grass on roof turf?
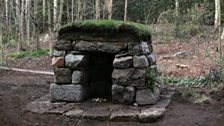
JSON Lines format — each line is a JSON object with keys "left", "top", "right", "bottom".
{"left": 59, "top": 20, "right": 151, "bottom": 38}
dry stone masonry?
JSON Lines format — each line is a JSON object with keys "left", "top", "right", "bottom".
{"left": 51, "top": 20, "right": 162, "bottom": 105}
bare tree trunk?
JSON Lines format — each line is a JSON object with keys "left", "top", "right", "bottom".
{"left": 72, "top": 0, "right": 74, "bottom": 22}
{"left": 95, "top": 0, "right": 100, "bottom": 19}
{"left": 0, "top": 11, "right": 4, "bottom": 61}
{"left": 47, "top": 0, "right": 53, "bottom": 55}
{"left": 58, "top": 0, "right": 64, "bottom": 28}
{"left": 124, "top": 0, "right": 128, "bottom": 21}
{"left": 43, "top": 0, "right": 46, "bottom": 29}
{"left": 215, "top": 0, "right": 221, "bottom": 30}
{"left": 53, "top": 0, "right": 58, "bottom": 31}
{"left": 16, "top": 0, "right": 23, "bottom": 51}
{"left": 175, "top": 0, "right": 179, "bottom": 17}
{"left": 0, "top": 13, "right": 3, "bottom": 61}
{"left": 47, "top": 1, "right": 52, "bottom": 33}
{"left": 5, "top": 0, "right": 8, "bottom": 24}
{"left": 76, "top": 0, "right": 82, "bottom": 21}
{"left": 25, "top": 0, "right": 31, "bottom": 47}
{"left": 66, "top": 0, "right": 70, "bottom": 23}
{"left": 33, "top": 0, "right": 40, "bottom": 50}
{"left": 82, "top": 0, "right": 86, "bottom": 20}
{"left": 21, "top": 0, "right": 25, "bottom": 47}
{"left": 108, "top": 0, "right": 113, "bottom": 20}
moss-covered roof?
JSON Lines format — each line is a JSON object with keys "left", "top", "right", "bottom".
{"left": 58, "top": 20, "right": 151, "bottom": 42}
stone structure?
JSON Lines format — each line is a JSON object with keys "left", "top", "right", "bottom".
{"left": 51, "top": 20, "right": 162, "bottom": 105}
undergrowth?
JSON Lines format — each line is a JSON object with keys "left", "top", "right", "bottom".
{"left": 8, "top": 49, "right": 49, "bottom": 59}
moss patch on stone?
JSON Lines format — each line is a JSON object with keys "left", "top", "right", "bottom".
{"left": 59, "top": 20, "right": 151, "bottom": 42}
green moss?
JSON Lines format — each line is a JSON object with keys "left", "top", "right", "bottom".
{"left": 59, "top": 20, "right": 151, "bottom": 41}
{"left": 8, "top": 49, "right": 49, "bottom": 59}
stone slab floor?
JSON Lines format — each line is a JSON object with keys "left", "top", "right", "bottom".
{"left": 25, "top": 87, "right": 175, "bottom": 123}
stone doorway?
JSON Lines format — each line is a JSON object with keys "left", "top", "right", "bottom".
{"left": 89, "top": 52, "right": 115, "bottom": 98}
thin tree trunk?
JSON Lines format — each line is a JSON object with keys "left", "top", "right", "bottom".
{"left": 47, "top": 1, "right": 52, "bottom": 33}
{"left": 5, "top": 0, "right": 8, "bottom": 24}
{"left": 53, "top": 0, "right": 58, "bottom": 31}
{"left": 43, "top": 0, "right": 46, "bottom": 29}
{"left": 47, "top": 0, "right": 53, "bottom": 55}
{"left": 108, "top": 0, "right": 113, "bottom": 20}
{"left": 124, "top": 0, "right": 128, "bottom": 21}
{"left": 72, "top": 0, "right": 74, "bottom": 22}
{"left": 25, "top": 0, "right": 31, "bottom": 47}
{"left": 58, "top": 0, "right": 64, "bottom": 28}
{"left": 175, "top": 0, "right": 179, "bottom": 17}
{"left": 33, "top": 0, "right": 40, "bottom": 50}
{"left": 95, "top": 0, "right": 100, "bottom": 19}
{"left": 82, "top": 0, "right": 86, "bottom": 20}
{"left": 76, "top": 0, "right": 82, "bottom": 21}
{"left": 0, "top": 14, "right": 3, "bottom": 61}
{"left": 16, "top": 0, "right": 23, "bottom": 51}
{"left": 215, "top": 0, "right": 221, "bottom": 30}
{"left": 21, "top": 0, "right": 25, "bottom": 48}
{"left": 66, "top": 0, "right": 70, "bottom": 23}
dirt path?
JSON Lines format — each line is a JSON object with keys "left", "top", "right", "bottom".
{"left": 0, "top": 70, "right": 223, "bottom": 126}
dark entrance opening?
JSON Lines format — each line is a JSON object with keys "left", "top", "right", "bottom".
{"left": 89, "top": 52, "right": 115, "bottom": 99}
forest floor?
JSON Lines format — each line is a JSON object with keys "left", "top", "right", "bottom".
{"left": 0, "top": 35, "right": 224, "bottom": 126}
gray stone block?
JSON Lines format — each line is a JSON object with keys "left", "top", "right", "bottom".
{"left": 138, "top": 108, "right": 165, "bottom": 122}
{"left": 52, "top": 50, "right": 65, "bottom": 56}
{"left": 136, "top": 87, "right": 160, "bottom": 105}
{"left": 112, "top": 85, "right": 135, "bottom": 104}
{"left": 146, "top": 52, "right": 157, "bottom": 65}
{"left": 140, "top": 42, "right": 151, "bottom": 54}
{"left": 112, "top": 85, "right": 124, "bottom": 103}
{"left": 54, "top": 68, "right": 72, "bottom": 84}
{"left": 128, "top": 42, "right": 152, "bottom": 55}
{"left": 128, "top": 43, "right": 142, "bottom": 55}
{"left": 50, "top": 83, "right": 90, "bottom": 102}
{"left": 74, "top": 40, "right": 127, "bottom": 53}
{"left": 133, "top": 55, "right": 149, "bottom": 68}
{"left": 110, "top": 109, "right": 139, "bottom": 122}
{"left": 72, "top": 70, "right": 89, "bottom": 84}
{"left": 112, "top": 68, "right": 145, "bottom": 87}
{"left": 65, "top": 54, "right": 89, "bottom": 69}
{"left": 113, "top": 56, "right": 133, "bottom": 68}
{"left": 54, "top": 39, "right": 73, "bottom": 51}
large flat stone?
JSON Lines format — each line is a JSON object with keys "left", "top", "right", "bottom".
{"left": 133, "top": 55, "right": 149, "bottom": 68}
{"left": 25, "top": 101, "right": 53, "bottom": 114}
{"left": 82, "top": 107, "right": 110, "bottom": 120}
{"left": 54, "top": 68, "right": 72, "bottom": 84}
{"left": 112, "top": 68, "right": 145, "bottom": 87}
{"left": 136, "top": 87, "right": 160, "bottom": 105}
{"left": 54, "top": 39, "right": 73, "bottom": 51}
{"left": 138, "top": 108, "right": 165, "bottom": 122}
{"left": 65, "top": 108, "right": 84, "bottom": 118}
{"left": 50, "top": 84, "right": 90, "bottom": 102}
{"left": 73, "top": 40, "right": 127, "bottom": 53}
{"left": 110, "top": 109, "right": 139, "bottom": 122}
{"left": 113, "top": 56, "right": 133, "bottom": 68}
{"left": 47, "top": 103, "right": 76, "bottom": 114}
{"left": 65, "top": 54, "right": 89, "bottom": 69}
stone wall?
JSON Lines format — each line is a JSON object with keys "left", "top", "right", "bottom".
{"left": 51, "top": 20, "right": 162, "bottom": 105}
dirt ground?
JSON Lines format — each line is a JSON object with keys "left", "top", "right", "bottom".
{"left": 0, "top": 70, "right": 223, "bottom": 126}
{"left": 1, "top": 38, "right": 224, "bottom": 126}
